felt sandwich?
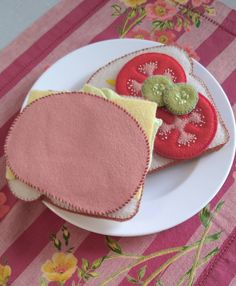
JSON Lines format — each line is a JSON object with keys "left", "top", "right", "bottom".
{"left": 5, "top": 88, "right": 161, "bottom": 220}
{"left": 87, "top": 45, "right": 229, "bottom": 172}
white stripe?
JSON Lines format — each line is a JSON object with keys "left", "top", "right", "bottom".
{"left": 0, "top": 201, "right": 45, "bottom": 256}
{"left": 207, "top": 39, "right": 236, "bottom": 83}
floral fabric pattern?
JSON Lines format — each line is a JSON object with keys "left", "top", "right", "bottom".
{"left": 0, "top": 264, "right": 11, "bottom": 286}
{"left": 37, "top": 203, "right": 225, "bottom": 285}
{"left": 41, "top": 253, "right": 77, "bottom": 283}
{"left": 0, "top": 1, "right": 235, "bottom": 285}
{"left": 112, "top": 0, "right": 216, "bottom": 59}
{"left": 145, "top": 1, "right": 177, "bottom": 20}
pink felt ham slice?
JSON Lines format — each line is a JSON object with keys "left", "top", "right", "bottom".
{"left": 5, "top": 92, "right": 150, "bottom": 215}
{"left": 116, "top": 53, "right": 187, "bottom": 97}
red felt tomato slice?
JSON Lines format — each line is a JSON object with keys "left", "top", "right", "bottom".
{"left": 155, "top": 94, "right": 217, "bottom": 159}
{"left": 116, "top": 53, "right": 187, "bottom": 96}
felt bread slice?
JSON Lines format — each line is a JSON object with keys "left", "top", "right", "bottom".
{"left": 88, "top": 45, "right": 191, "bottom": 90}
{"left": 6, "top": 89, "right": 160, "bottom": 220}
{"left": 5, "top": 92, "right": 151, "bottom": 216}
{"left": 87, "top": 45, "right": 229, "bottom": 172}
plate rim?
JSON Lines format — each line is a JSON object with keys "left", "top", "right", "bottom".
{"left": 24, "top": 39, "right": 236, "bottom": 236}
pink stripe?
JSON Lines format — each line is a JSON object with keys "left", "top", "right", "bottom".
{"left": 87, "top": 235, "right": 157, "bottom": 286}
{"left": 0, "top": 156, "right": 6, "bottom": 190}
{"left": 0, "top": 0, "right": 116, "bottom": 130}
{"left": 221, "top": 69, "right": 236, "bottom": 105}
{"left": 1, "top": 209, "right": 64, "bottom": 283}
{"left": 1, "top": 185, "right": 17, "bottom": 211}
{"left": 64, "top": 232, "right": 114, "bottom": 284}
{"left": 119, "top": 218, "right": 200, "bottom": 286}
{"left": 14, "top": 224, "right": 89, "bottom": 286}
{"left": 0, "top": 0, "right": 83, "bottom": 72}
{"left": 73, "top": 233, "right": 109, "bottom": 266}
{"left": 177, "top": 1, "right": 230, "bottom": 49}
{"left": 0, "top": 0, "right": 109, "bottom": 100}
{"left": 119, "top": 158, "right": 236, "bottom": 285}
{"left": 91, "top": 12, "right": 128, "bottom": 43}
{"left": 0, "top": 201, "right": 45, "bottom": 256}
{"left": 196, "top": 10, "right": 236, "bottom": 67}
{"left": 207, "top": 39, "right": 236, "bottom": 83}
{"left": 161, "top": 163, "right": 236, "bottom": 284}
{"left": 196, "top": 227, "right": 236, "bottom": 286}
{"left": 0, "top": 112, "right": 17, "bottom": 157}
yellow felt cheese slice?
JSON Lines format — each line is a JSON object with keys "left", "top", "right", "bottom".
{"left": 6, "top": 166, "right": 15, "bottom": 180}
{"left": 27, "top": 90, "right": 60, "bottom": 105}
{"left": 82, "top": 84, "right": 160, "bottom": 147}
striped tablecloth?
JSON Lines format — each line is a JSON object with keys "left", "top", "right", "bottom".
{"left": 0, "top": 1, "right": 235, "bottom": 285}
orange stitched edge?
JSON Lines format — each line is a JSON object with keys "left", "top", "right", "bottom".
{"left": 87, "top": 44, "right": 193, "bottom": 83}
{"left": 5, "top": 91, "right": 151, "bottom": 216}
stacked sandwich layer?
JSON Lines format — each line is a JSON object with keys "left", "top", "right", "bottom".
{"left": 88, "top": 45, "right": 229, "bottom": 172}
{"left": 4, "top": 45, "right": 229, "bottom": 221}
{"left": 5, "top": 88, "right": 161, "bottom": 221}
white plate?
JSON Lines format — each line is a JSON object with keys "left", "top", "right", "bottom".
{"left": 25, "top": 39, "right": 235, "bottom": 237}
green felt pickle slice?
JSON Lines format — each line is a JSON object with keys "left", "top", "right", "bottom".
{"left": 163, "top": 83, "right": 198, "bottom": 115}
{"left": 141, "top": 76, "right": 174, "bottom": 107}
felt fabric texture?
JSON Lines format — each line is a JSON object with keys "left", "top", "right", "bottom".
{"left": 162, "top": 83, "right": 199, "bottom": 115}
{"left": 27, "top": 89, "right": 60, "bottom": 105}
{"left": 83, "top": 85, "right": 159, "bottom": 146}
{"left": 8, "top": 180, "right": 40, "bottom": 201}
{"left": 116, "top": 53, "right": 187, "bottom": 97}
{"left": 80, "top": 87, "right": 162, "bottom": 220}
{"left": 155, "top": 94, "right": 217, "bottom": 159}
{"left": 6, "top": 166, "right": 15, "bottom": 180}
{"left": 5, "top": 92, "right": 150, "bottom": 215}
{"left": 79, "top": 86, "right": 161, "bottom": 220}
{"left": 87, "top": 45, "right": 229, "bottom": 172}
{"left": 88, "top": 45, "right": 192, "bottom": 89}
{"left": 6, "top": 87, "right": 160, "bottom": 220}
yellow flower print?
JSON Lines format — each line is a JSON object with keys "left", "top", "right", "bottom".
{"left": 120, "top": 0, "right": 147, "bottom": 8}
{"left": 0, "top": 264, "right": 11, "bottom": 286}
{"left": 41, "top": 252, "right": 77, "bottom": 284}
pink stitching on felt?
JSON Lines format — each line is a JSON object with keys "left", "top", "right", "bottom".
{"left": 159, "top": 108, "right": 205, "bottom": 147}
{"left": 137, "top": 61, "right": 158, "bottom": 76}
{"left": 163, "top": 68, "right": 177, "bottom": 83}
{"left": 5, "top": 92, "right": 151, "bottom": 216}
{"left": 127, "top": 79, "right": 142, "bottom": 96}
